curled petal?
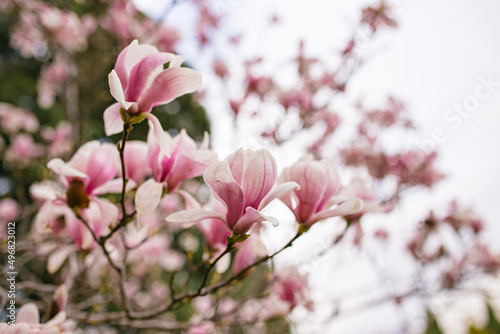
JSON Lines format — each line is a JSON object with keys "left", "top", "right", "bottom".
{"left": 135, "top": 179, "right": 163, "bottom": 218}
{"left": 126, "top": 53, "right": 180, "bottom": 102}
{"left": 306, "top": 198, "right": 364, "bottom": 227}
{"left": 232, "top": 207, "right": 279, "bottom": 235}
{"left": 48, "top": 158, "right": 88, "bottom": 179}
{"left": 103, "top": 103, "right": 124, "bottom": 136}
{"left": 109, "top": 70, "right": 133, "bottom": 110}
{"left": 166, "top": 209, "right": 227, "bottom": 226}
{"left": 167, "top": 149, "right": 218, "bottom": 190}
{"left": 204, "top": 161, "right": 245, "bottom": 227}
{"left": 45, "top": 311, "right": 67, "bottom": 327}
{"left": 258, "top": 181, "right": 300, "bottom": 211}
{"left": 138, "top": 67, "right": 202, "bottom": 113}
{"left": 146, "top": 113, "right": 171, "bottom": 157}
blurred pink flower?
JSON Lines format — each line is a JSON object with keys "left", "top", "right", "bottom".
{"left": 147, "top": 129, "right": 217, "bottom": 191}
{"left": 167, "top": 148, "right": 299, "bottom": 235}
{"left": 0, "top": 198, "right": 20, "bottom": 223}
{"left": 0, "top": 198, "right": 20, "bottom": 240}
{"left": 41, "top": 121, "right": 72, "bottom": 158}
{"left": 0, "top": 103, "right": 39, "bottom": 134}
{"left": 37, "top": 57, "right": 70, "bottom": 109}
{"left": 278, "top": 155, "right": 363, "bottom": 227}
{"left": 233, "top": 233, "right": 267, "bottom": 274}
{"left": 34, "top": 141, "right": 129, "bottom": 249}
{"left": 104, "top": 40, "right": 202, "bottom": 157}
{"left": 271, "top": 267, "right": 313, "bottom": 312}
{"left": 5, "top": 134, "right": 44, "bottom": 162}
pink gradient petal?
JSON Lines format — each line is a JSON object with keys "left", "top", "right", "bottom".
{"left": 315, "top": 160, "right": 341, "bottom": 211}
{"left": 114, "top": 40, "right": 136, "bottom": 91}
{"left": 226, "top": 148, "right": 245, "bottom": 185}
{"left": 17, "top": 303, "right": 39, "bottom": 324}
{"left": 258, "top": 181, "right": 300, "bottom": 210}
{"left": 85, "top": 147, "right": 119, "bottom": 193}
{"left": 138, "top": 67, "right": 202, "bottom": 113}
{"left": 166, "top": 209, "right": 227, "bottom": 226}
{"left": 204, "top": 161, "right": 245, "bottom": 228}
{"left": 232, "top": 207, "right": 279, "bottom": 235}
{"left": 306, "top": 198, "right": 364, "bottom": 227}
{"left": 289, "top": 161, "right": 328, "bottom": 222}
{"left": 167, "top": 149, "right": 218, "bottom": 190}
{"left": 241, "top": 149, "right": 276, "bottom": 209}
{"left": 47, "top": 158, "right": 88, "bottom": 183}
{"left": 135, "top": 179, "right": 163, "bottom": 217}
{"left": 122, "top": 41, "right": 158, "bottom": 77}
{"left": 103, "top": 103, "right": 124, "bottom": 136}
{"left": 123, "top": 140, "right": 151, "bottom": 183}
{"left": 126, "top": 53, "right": 179, "bottom": 102}
{"left": 68, "top": 141, "right": 99, "bottom": 168}
{"left": 146, "top": 113, "right": 171, "bottom": 157}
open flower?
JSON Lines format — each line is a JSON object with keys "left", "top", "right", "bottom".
{"left": 166, "top": 148, "right": 299, "bottom": 235}
{"left": 34, "top": 141, "right": 130, "bottom": 249}
{"left": 278, "top": 155, "right": 363, "bottom": 227}
{"left": 147, "top": 129, "right": 218, "bottom": 191}
{"left": 132, "top": 129, "right": 217, "bottom": 224}
{"left": 104, "top": 40, "right": 202, "bottom": 157}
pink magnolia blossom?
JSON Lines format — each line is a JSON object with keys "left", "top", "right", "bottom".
{"left": 5, "top": 134, "right": 44, "bottom": 162}
{"left": 34, "top": 141, "right": 129, "bottom": 249}
{"left": 104, "top": 40, "right": 202, "bottom": 157}
{"left": 0, "top": 103, "right": 39, "bottom": 134}
{"left": 271, "top": 267, "right": 313, "bottom": 312}
{"left": 132, "top": 129, "right": 216, "bottom": 224}
{"left": 147, "top": 129, "right": 217, "bottom": 191}
{"left": 0, "top": 198, "right": 20, "bottom": 223}
{"left": 278, "top": 155, "right": 363, "bottom": 227}
{"left": 167, "top": 148, "right": 299, "bottom": 235}
{"left": 41, "top": 121, "right": 72, "bottom": 158}
{"left": 37, "top": 57, "right": 70, "bottom": 109}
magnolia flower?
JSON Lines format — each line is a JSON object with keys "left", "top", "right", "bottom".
{"left": 147, "top": 129, "right": 217, "bottom": 191}
{"left": 133, "top": 129, "right": 217, "bottom": 224}
{"left": 167, "top": 148, "right": 299, "bottom": 235}
{"left": 104, "top": 40, "right": 202, "bottom": 157}
{"left": 34, "top": 141, "right": 131, "bottom": 249}
{"left": 278, "top": 155, "right": 363, "bottom": 227}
